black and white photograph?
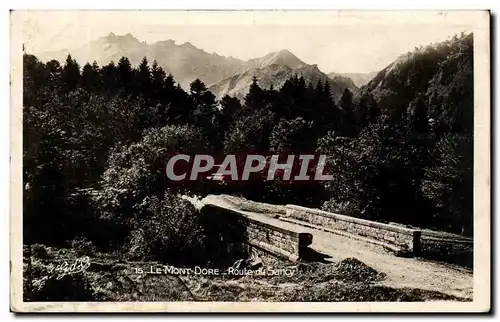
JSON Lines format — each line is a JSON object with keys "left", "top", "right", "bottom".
{"left": 9, "top": 10, "right": 490, "bottom": 312}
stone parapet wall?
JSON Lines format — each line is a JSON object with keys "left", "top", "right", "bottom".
{"left": 419, "top": 235, "right": 474, "bottom": 267}
{"left": 201, "top": 204, "right": 312, "bottom": 261}
{"left": 200, "top": 199, "right": 473, "bottom": 266}
{"left": 285, "top": 204, "right": 416, "bottom": 252}
{"left": 284, "top": 204, "right": 473, "bottom": 262}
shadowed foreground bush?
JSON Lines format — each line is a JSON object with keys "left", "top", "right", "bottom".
{"left": 23, "top": 253, "right": 195, "bottom": 302}
{"left": 126, "top": 194, "right": 209, "bottom": 265}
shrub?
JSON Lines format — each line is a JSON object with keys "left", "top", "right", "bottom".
{"left": 321, "top": 199, "right": 359, "bottom": 217}
{"left": 98, "top": 124, "right": 209, "bottom": 222}
{"left": 71, "top": 236, "right": 97, "bottom": 256}
{"left": 30, "top": 244, "right": 54, "bottom": 259}
{"left": 127, "top": 193, "right": 208, "bottom": 265}
{"left": 23, "top": 257, "right": 94, "bottom": 301}
{"left": 30, "top": 273, "right": 95, "bottom": 302}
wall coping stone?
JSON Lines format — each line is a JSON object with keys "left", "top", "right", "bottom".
{"left": 204, "top": 204, "right": 307, "bottom": 238}
{"left": 286, "top": 204, "right": 416, "bottom": 236}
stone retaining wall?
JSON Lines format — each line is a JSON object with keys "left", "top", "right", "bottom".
{"left": 285, "top": 204, "right": 473, "bottom": 262}
{"left": 285, "top": 204, "right": 417, "bottom": 253}
{"left": 200, "top": 200, "right": 473, "bottom": 266}
{"left": 201, "top": 204, "right": 312, "bottom": 261}
{"left": 419, "top": 235, "right": 474, "bottom": 267}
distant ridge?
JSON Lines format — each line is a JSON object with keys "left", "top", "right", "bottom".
{"left": 37, "top": 33, "right": 358, "bottom": 96}
{"left": 328, "top": 71, "right": 378, "bottom": 87}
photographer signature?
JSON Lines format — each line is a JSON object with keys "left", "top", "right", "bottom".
{"left": 51, "top": 256, "right": 91, "bottom": 280}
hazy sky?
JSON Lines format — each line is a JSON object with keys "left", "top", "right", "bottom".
{"left": 18, "top": 11, "right": 474, "bottom": 74}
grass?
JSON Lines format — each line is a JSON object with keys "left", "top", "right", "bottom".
{"left": 23, "top": 244, "right": 471, "bottom": 302}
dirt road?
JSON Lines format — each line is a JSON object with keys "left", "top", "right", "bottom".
{"left": 200, "top": 195, "right": 473, "bottom": 299}
{"left": 294, "top": 223, "right": 472, "bottom": 299}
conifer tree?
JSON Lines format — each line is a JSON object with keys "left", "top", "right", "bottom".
{"left": 151, "top": 60, "right": 166, "bottom": 102}
{"left": 243, "top": 76, "right": 265, "bottom": 113}
{"left": 339, "top": 88, "right": 355, "bottom": 137}
{"left": 80, "top": 62, "right": 101, "bottom": 92}
{"left": 62, "top": 54, "right": 80, "bottom": 91}
{"left": 91, "top": 61, "right": 102, "bottom": 91}
{"left": 220, "top": 95, "right": 242, "bottom": 134}
{"left": 190, "top": 79, "right": 216, "bottom": 124}
{"left": 44, "top": 59, "right": 62, "bottom": 87}
{"left": 355, "top": 93, "right": 380, "bottom": 131}
{"left": 188, "top": 79, "right": 219, "bottom": 151}
{"left": 101, "top": 61, "right": 118, "bottom": 93}
{"left": 117, "top": 56, "right": 133, "bottom": 91}
{"left": 138, "top": 56, "right": 151, "bottom": 100}
{"left": 23, "top": 54, "right": 46, "bottom": 107}
{"left": 312, "top": 80, "right": 338, "bottom": 135}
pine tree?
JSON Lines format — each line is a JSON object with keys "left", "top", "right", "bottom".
{"left": 151, "top": 60, "right": 166, "bottom": 102}
{"left": 315, "top": 80, "right": 323, "bottom": 96}
{"left": 164, "top": 74, "right": 175, "bottom": 95}
{"left": 189, "top": 79, "right": 218, "bottom": 151}
{"left": 298, "top": 76, "right": 306, "bottom": 91}
{"left": 138, "top": 56, "right": 151, "bottom": 100}
{"left": 44, "top": 59, "right": 62, "bottom": 89}
{"left": 91, "top": 61, "right": 102, "bottom": 91}
{"left": 189, "top": 79, "right": 216, "bottom": 122}
{"left": 61, "top": 54, "right": 80, "bottom": 92}
{"left": 355, "top": 93, "right": 380, "bottom": 131}
{"left": 323, "top": 81, "right": 332, "bottom": 101}
{"left": 293, "top": 75, "right": 308, "bottom": 119}
{"left": 220, "top": 95, "right": 242, "bottom": 130}
{"left": 101, "top": 61, "right": 118, "bottom": 93}
{"left": 23, "top": 54, "right": 46, "bottom": 107}
{"left": 81, "top": 62, "right": 95, "bottom": 91}
{"left": 312, "top": 80, "right": 338, "bottom": 135}
{"left": 171, "top": 83, "right": 192, "bottom": 124}
{"left": 117, "top": 56, "right": 133, "bottom": 91}
{"left": 80, "top": 61, "right": 102, "bottom": 93}
{"left": 244, "top": 76, "right": 265, "bottom": 113}
{"left": 339, "top": 88, "right": 355, "bottom": 137}
{"left": 189, "top": 79, "right": 207, "bottom": 100}
{"left": 272, "top": 77, "right": 294, "bottom": 120}
{"left": 264, "top": 83, "right": 277, "bottom": 107}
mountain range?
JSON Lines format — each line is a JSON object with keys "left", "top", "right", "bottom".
{"left": 36, "top": 33, "right": 358, "bottom": 100}
{"left": 208, "top": 50, "right": 358, "bottom": 101}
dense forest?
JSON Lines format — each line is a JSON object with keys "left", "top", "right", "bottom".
{"left": 23, "top": 32, "right": 473, "bottom": 266}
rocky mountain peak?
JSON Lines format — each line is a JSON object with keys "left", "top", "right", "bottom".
{"left": 103, "top": 32, "right": 140, "bottom": 46}
{"left": 266, "top": 49, "right": 304, "bottom": 68}
{"left": 180, "top": 41, "right": 197, "bottom": 49}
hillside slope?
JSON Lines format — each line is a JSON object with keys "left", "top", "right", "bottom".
{"left": 360, "top": 32, "right": 473, "bottom": 131}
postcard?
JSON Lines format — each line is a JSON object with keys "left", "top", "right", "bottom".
{"left": 10, "top": 10, "right": 490, "bottom": 312}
